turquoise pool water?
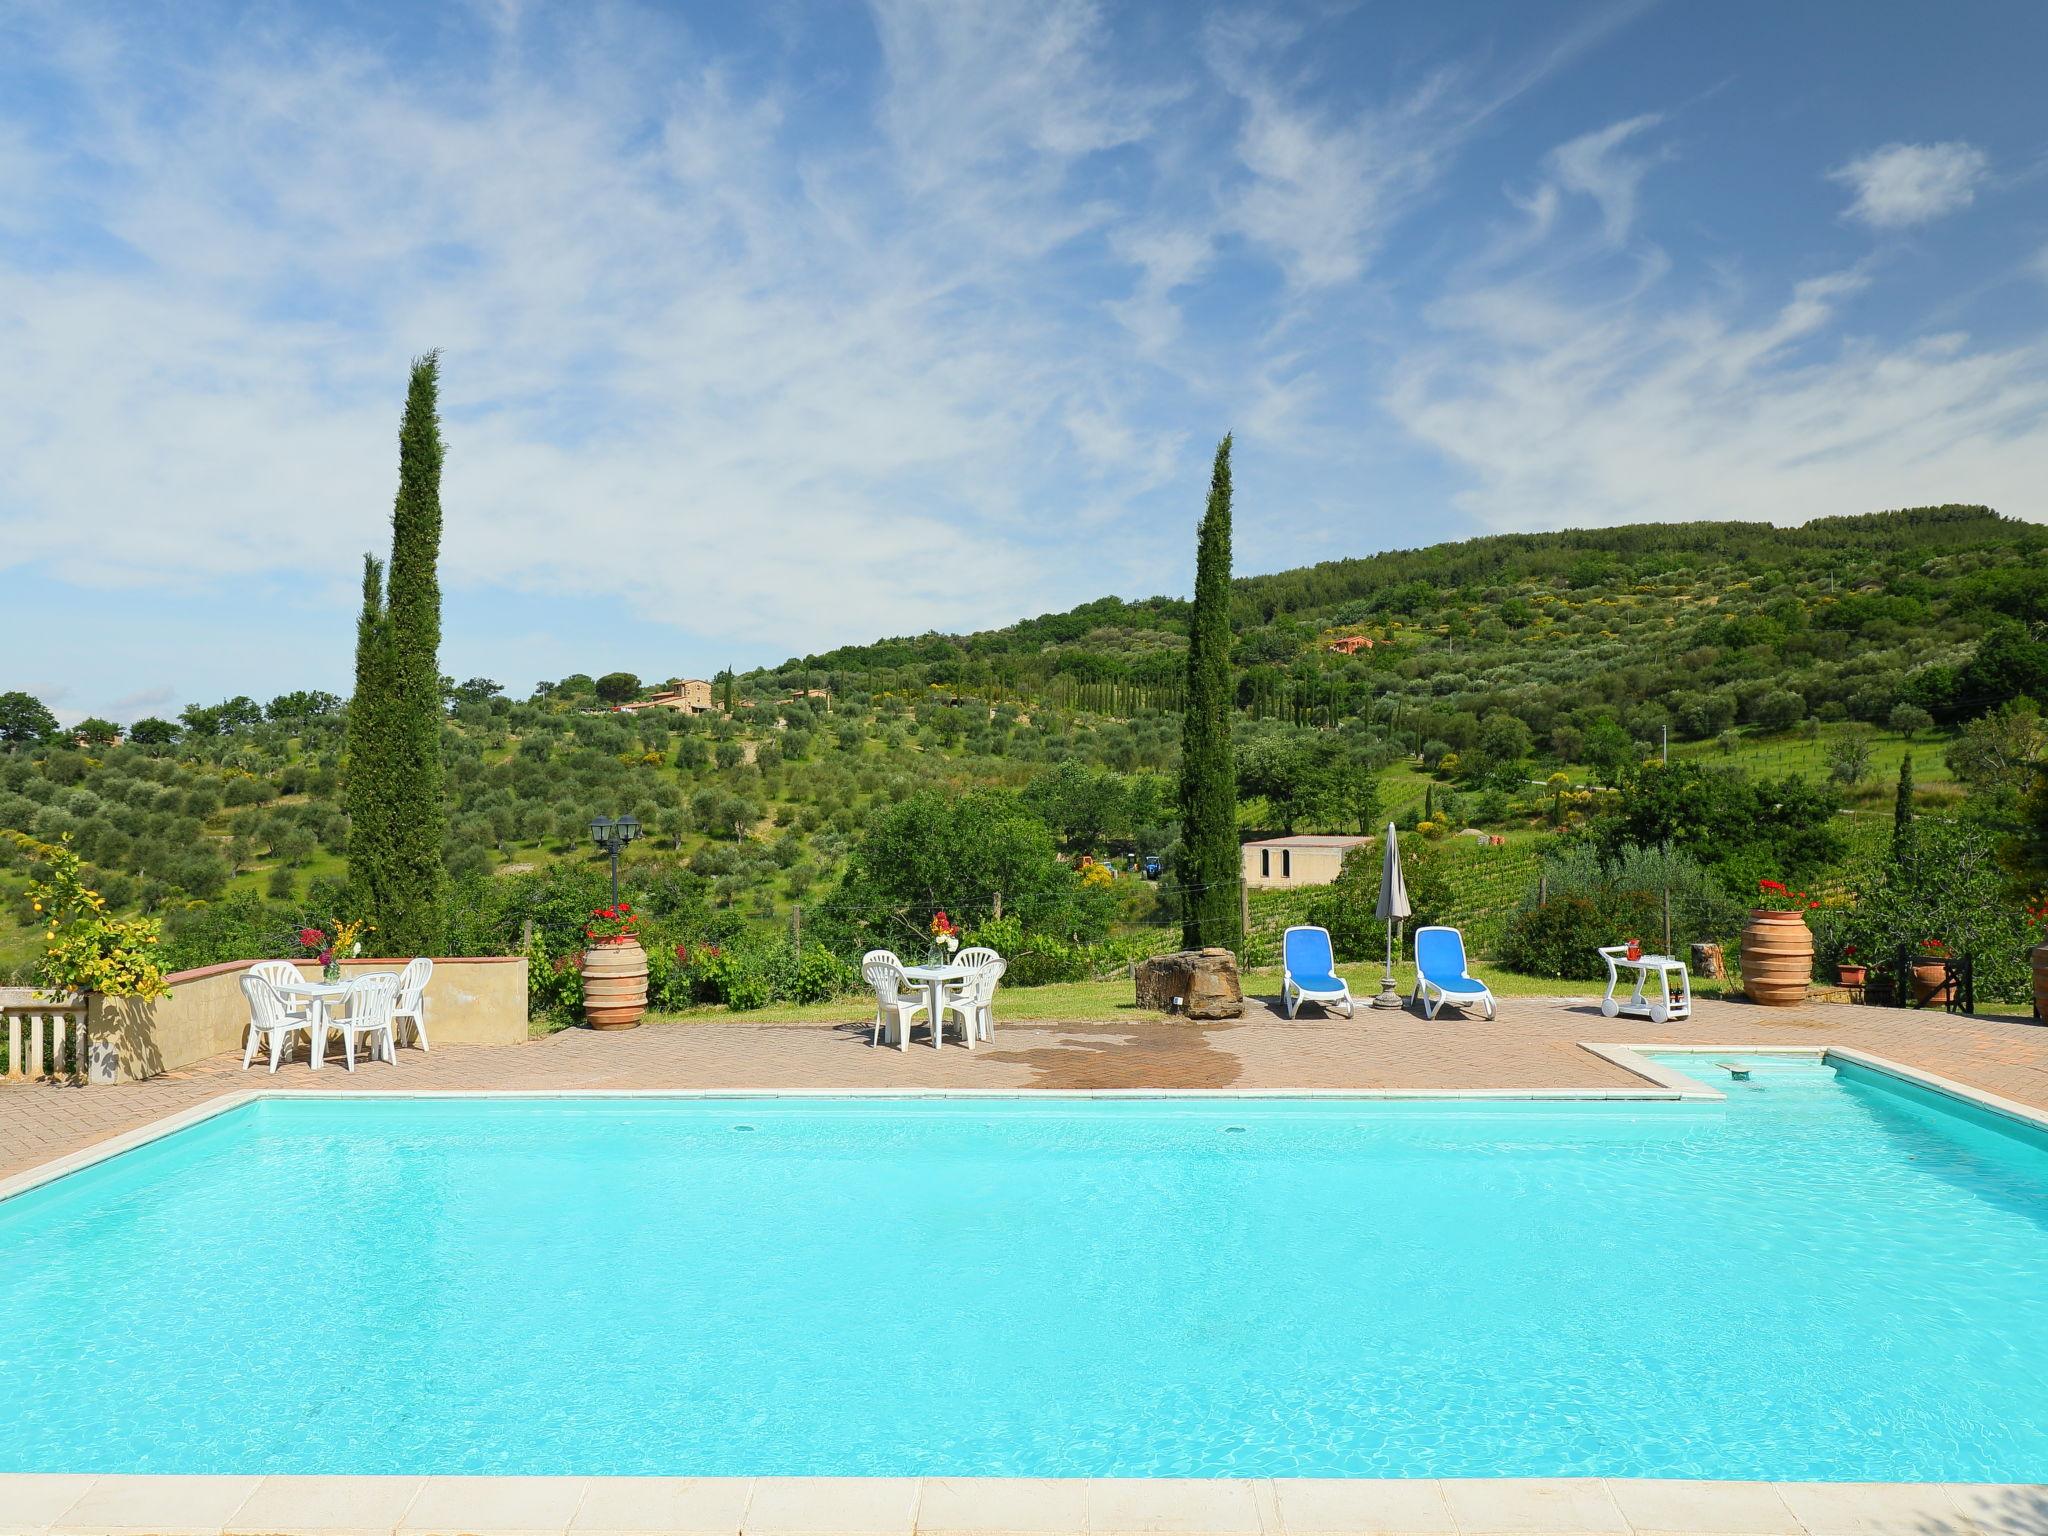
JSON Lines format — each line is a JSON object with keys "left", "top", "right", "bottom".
{"left": 3, "top": 1058, "right": 2047, "bottom": 1480}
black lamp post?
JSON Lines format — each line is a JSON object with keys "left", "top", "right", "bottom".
{"left": 589, "top": 813, "right": 642, "bottom": 905}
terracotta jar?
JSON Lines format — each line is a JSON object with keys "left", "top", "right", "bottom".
{"left": 580, "top": 937, "right": 649, "bottom": 1029}
{"left": 1911, "top": 958, "right": 1954, "bottom": 1007}
{"left": 2034, "top": 943, "right": 2048, "bottom": 1025}
{"left": 1741, "top": 909, "right": 1813, "bottom": 1006}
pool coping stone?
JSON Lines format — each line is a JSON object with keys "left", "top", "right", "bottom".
{"left": 3, "top": 1477, "right": 2032, "bottom": 1536}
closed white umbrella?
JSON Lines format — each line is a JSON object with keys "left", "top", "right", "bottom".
{"left": 1371, "top": 822, "right": 1411, "bottom": 1010}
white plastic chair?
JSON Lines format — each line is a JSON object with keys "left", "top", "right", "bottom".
{"left": 319, "top": 973, "right": 399, "bottom": 1071}
{"left": 941, "top": 958, "right": 1006, "bottom": 1047}
{"left": 391, "top": 957, "right": 432, "bottom": 1050}
{"left": 954, "top": 946, "right": 1001, "bottom": 972}
{"left": 248, "top": 959, "right": 314, "bottom": 1025}
{"left": 240, "top": 972, "right": 311, "bottom": 1072}
{"left": 862, "top": 955, "right": 928, "bottom": 1051}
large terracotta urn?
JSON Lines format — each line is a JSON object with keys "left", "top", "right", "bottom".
{"left": 1910, "top": 959, "right": 1954, "bottom": 1007}
{"left": 580, "top": 938, "right": 648, "bottom": 1029}
{"left": 1741, "top": 910, "right": 1813, "bottom": 1007}
{"left": 2032, "top": 942, "right": 2048, "bottom": 1024}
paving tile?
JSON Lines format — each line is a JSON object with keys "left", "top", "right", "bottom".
{"left": 1272, "top": 1478, "right": 1456, "bottom": 1534}
{"left": 1437, "top": 1479, "right": 1628, "bottom": 1534}
{"left": 397, "top": 1477, "right": 588, "bottom": 1536}
{"left": 1942, "top": 1485, "right": 2048, "bottom": 1536}
{"left": 914, "top": 1478, "right": 1090, "bottom": 1535}
{"left": 743, "top": 1477, "right": 919, "bottom": 1534}
{"left": 1604, "top": 1481, "right": 1799, "bottom": 1535}
{"left": 225, "top": 1476, "right": 424, "bottom": 1536}
{"left": 0, "top": 1476, "right": 99, "bottom": 1536}
{"left": 567, "top": 1477, "right": 750, "bottom": 1535}
{"left": 52, "top": 1475, "right": 263, "bottom": 1535}
{"left": 1771, "top": 1483, "right": 1977, "bottom": 1536}
{"left": 1086, "top": 1478, "right": 1263, "bottom": 1535}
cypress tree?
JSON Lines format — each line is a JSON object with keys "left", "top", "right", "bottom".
{"left": 1178, "top": 434, "right": 1241, "bottom": 951}
{"left": 347, "top": 354, "right": 448, "bottom": 951}
{"left": 1891, "top": 754, "right": 1916, "bottom": 870}
{"left": 344, "top": 554, "right": 392, "bottom": 920}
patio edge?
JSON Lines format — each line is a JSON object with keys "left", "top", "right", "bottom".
{"left": 0, "top": 1473, "right": 2032, "bottom": 1536}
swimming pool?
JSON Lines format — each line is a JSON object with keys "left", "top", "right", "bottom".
{"left": 3, "top": 1057, "right": 2045, "bottom": 1481}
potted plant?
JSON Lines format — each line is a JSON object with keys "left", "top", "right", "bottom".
{"left": 580, "top": 902, "right": 648, "bottom": 1029}
{"left": 1836, "top": 945, "right": 1867, "bottom": 989}
{"left": 15, "top": 833, "right": 169, "bottom": 1082}
{"left": 1910, "top": 938, "right": 1954, "bottom": 1006}
{"left": 1741, "top": 878, "right": 1818, "bottom": 1007}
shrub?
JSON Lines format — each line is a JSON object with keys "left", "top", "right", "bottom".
{"left": 526, "top": 940, "right": 583, "bottom": 1026}
{"left": 1499, "top": 892, "right": 1664, "bottom": 979}
{"left": 1498, "top": 842, "right": 1741, "bottom": 979}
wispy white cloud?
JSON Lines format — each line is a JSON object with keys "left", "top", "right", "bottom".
{"left": 1544, "top": 113, "right": 1667, "bottom": 246}
{"left": 1207, "top": 20, "right": 1463, "bottom": 289}
{"left": 1391, "top": 257, "right": 2048, "bottom": 531}
{"left": 0, "top": 0, "right": 1205, "bottom": 671}
{"left": 1830, "top": 140, "right": 1988, "bottom": 229}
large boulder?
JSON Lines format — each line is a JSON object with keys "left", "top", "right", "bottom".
{"left": 1135, "top": 947, "right": 1244, "bottom": 1020}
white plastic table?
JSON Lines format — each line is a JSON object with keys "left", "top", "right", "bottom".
{"left": 1597, "top": 946, "right": 1692, "bottom": 1024}
{"left": 273, "top": 976, "right": 399, "bottom": 1069}
{"left": 900, "top": 963, "right": 972, "bottom": 1049}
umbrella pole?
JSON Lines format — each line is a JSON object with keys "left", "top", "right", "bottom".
{"left": 1372, "top": 919, "right": 1403, "bottom": 1009}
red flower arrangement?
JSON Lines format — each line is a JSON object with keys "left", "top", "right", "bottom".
{"left": 1755, "top": 878, "right": 1819, "bottom": 913}
{"left": 1918, "top": 937, "right": 1950, "bottom": 958}
{"left": 585, "top": 902, "right": 640, "bottom": 946}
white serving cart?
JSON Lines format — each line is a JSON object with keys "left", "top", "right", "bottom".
{"left": 1596, "top": 945, "right": 1692, "bottom": 1025}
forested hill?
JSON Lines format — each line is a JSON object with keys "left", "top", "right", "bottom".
{"left": 774, "top": 506, "right": 2046, "bottom": 728}
{"left": 3, "top": 502, "right": 2044, "bottom": 991}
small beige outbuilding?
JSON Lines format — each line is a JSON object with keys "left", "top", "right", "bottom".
{"left": 1240, "top": 834, "right": 1372, "bottom": 889}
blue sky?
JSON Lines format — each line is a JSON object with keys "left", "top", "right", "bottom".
{"left": 3, "top": 0, "right": 2045, "bottom": 722}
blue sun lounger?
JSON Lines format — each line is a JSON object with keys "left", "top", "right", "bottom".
{"left": 1411, "top": 925, "right": 1496, "bottom": 1020}
{"left": 1282, "top": 925, "right": 1354, "bottom": 1018}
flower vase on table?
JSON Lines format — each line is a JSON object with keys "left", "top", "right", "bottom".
{"left": 927, "top": 910, "right": 961, "bottom": 969}
{"left": 299, "top": 918, "right": 372, "bottom": 986}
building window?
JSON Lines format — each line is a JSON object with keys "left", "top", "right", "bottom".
{"left": 1261, "top": 849, "right": 1270, "bottom": 878}
{"left": 1282, "top": 849, "right": 1292, "bottom": 879}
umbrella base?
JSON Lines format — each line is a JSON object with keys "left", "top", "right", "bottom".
{"left": 1369, "top": 975, "right": 1406, "bottom": 1009}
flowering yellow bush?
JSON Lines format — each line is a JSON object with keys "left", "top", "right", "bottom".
{"left": 9, "top": 832, "right": 169, "bottom": 1000}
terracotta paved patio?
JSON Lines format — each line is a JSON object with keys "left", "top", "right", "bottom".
{"left": 5, "top": 993, "right": 2045, "bottom": 1183}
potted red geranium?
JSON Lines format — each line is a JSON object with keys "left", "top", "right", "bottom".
{"left": 579, "top": 902, "right": 648, "bottom": 1029}
{"left": 1835, "top": 945, "right": 1866, "bottom": 989}
{"left": 1910, "top": 938, "right": 1953, "bottom": 1007}
{"left": 1741, "top": 878, "right": 1818, "bottom": 1007}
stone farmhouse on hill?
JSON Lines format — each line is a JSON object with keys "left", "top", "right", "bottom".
{"left": 618, "top": 679, "right": 715, "bottom": 715}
